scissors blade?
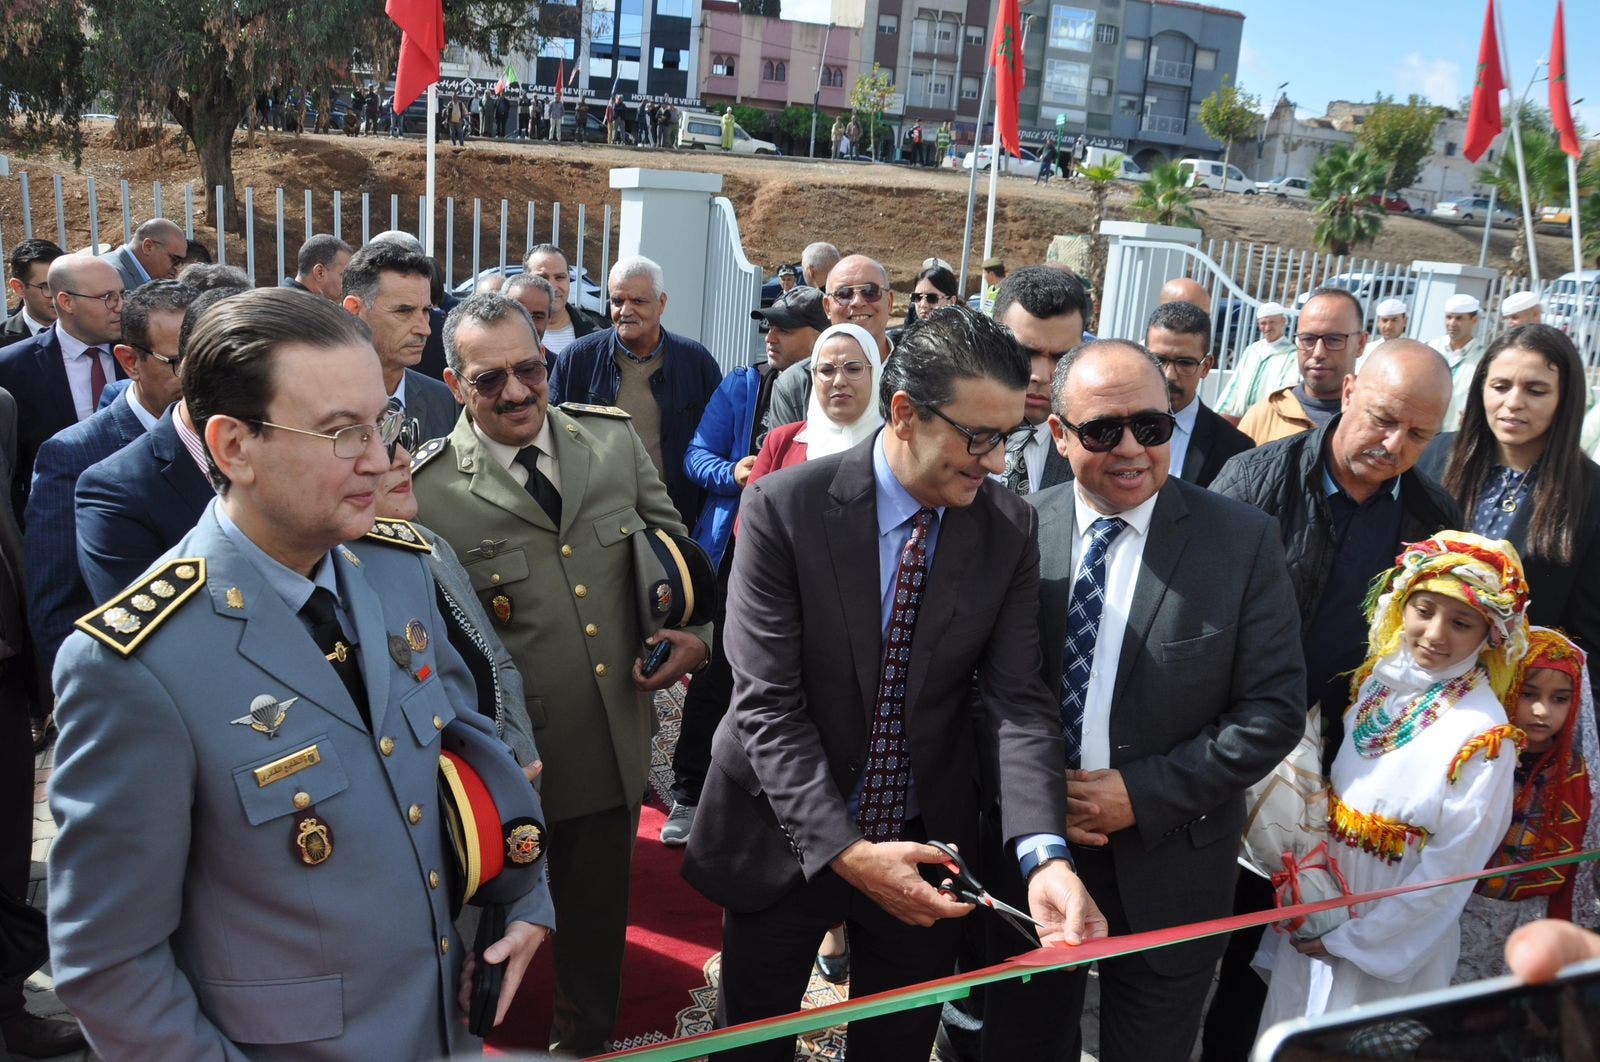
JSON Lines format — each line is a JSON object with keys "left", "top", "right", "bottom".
{"left": 980, "top": 893, "right": 1049, "bottom": 930}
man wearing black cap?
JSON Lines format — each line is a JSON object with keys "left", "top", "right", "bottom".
{"left": 661, "top": 286, "right": 828, "bottom": 845}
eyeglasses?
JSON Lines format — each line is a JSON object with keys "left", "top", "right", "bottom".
{"left": 465, "top": 360, "right": 549, "bottom": 400}
{"left": 1059, "top": 412, "right": 1177, "bottom": 453}
{"left": 127, "top": 343, "right": 181, "bottom": 373}
{"left": 20, "top": 280, "right": 50, "bottom": 295}
{"left": 62, "top": 288, "right": 123, "bottom": 310}
{"left": 815, "top": 361, "right": 868, "bottom": 381}
{"left": 828, "top": 283, "right": 885, "bottom": 304}
{"left": 1154, "top": 355, "right": 1208, "bottom": 377}
{"left": 908, "top": 292, "right": 947, "bottom": 305}
{"left": 925, "top": 405, "right": 1015, "bottom": 456}
{"left": 254, "top": 407, "right": 406, "bottom": 460}
{"left": 1294, "top": 332, "right": 1358, "bottom": 352}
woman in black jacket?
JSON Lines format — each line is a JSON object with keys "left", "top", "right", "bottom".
{"left": 1421, "top": 323, "right": 1600, "bottom": 688}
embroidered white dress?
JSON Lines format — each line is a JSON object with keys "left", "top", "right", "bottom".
{"left": 1256, "top": 650, "right": 1518, "bottom": 1033}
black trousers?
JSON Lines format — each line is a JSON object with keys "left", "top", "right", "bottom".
{"left": 1199, "top": 870, "right": 1275, "bottom": 1062}
{"left": 1, "top": 661, "right": 36, "bottom": 1020}
{"left": 669, "top": 541, "right": 736, "bottom": 806}
{"left": 980, "top": 844, "right": 1215, "bottom": 1062}
{"left": 714, "top": 821, "right": 962, "bottom": 1062}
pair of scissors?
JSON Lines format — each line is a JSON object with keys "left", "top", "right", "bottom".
{"left": 929, "top": 839, "right": 1048, "bottom": 945}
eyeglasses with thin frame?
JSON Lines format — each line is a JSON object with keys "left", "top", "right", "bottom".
{"left": 1294, "top": 332, "right": 1358, "bottom": 352}
{"left": 127, "top": 342, "right": 181, "bottom": 373}
{"left": 828, "top": 283, "right": 885, "bottom": 304}
{"left": 253, "top": 407, "right": 406, "bottom": 460}
{"left": 61, "top": 288, "right": 124, "bottom": 310}
{"left": 815, "top": 360, "right": 868, "bottom": 382}
{"left": 20, "top": 280, "right": 50, "bottom": 295}
{"left": 1154, "top": 354, "right": 1209, "bottom": 378}
{"left": 465, "top": 359, "right": 549, "bottom": 400}
{"left": 1059, "top": 412, "right": 1177, "bottom": 453}
{"left": 925, "top": 405, "right": 1015, "bottom": 456}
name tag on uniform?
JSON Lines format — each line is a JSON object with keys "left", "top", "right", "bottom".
{"left": 254, "top": 745, "right": 322, "bottom": 788}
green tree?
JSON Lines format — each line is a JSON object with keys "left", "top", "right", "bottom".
{"left": 716, "top": 102, "right": 770, "bottom": 138}
{"left": 1077, "top": 156, "right": 1122, "bottom": 299}
{"left": 1477, "top": 109, "right": 1597, "bottom": 273}
{"left": 774, "top": 103, "right": 820, "bottom": 156}
{"left": 849, "top": 63, "right": 894, "bottom": 162}
{"left": 1308, "top": 144, "right": 1386, "bottom": 255}
{"left": 1356, "top": 93, "right": 1444, "bottom": 196}
{"left": 0, "top": 3, "right": 94, "bottom": 161}
{"left": 1196, "top": 76, "right": 1259, "bottom": 194}
{"left": 1128, "top": 161, "right": 1203, "bottom": 230}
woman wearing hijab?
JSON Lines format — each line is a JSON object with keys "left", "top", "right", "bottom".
{"left": 746, "top": 322, "right": 885, "bottom": 486}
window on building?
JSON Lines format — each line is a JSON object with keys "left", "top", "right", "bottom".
{"left": 931, "top": 76, "right": 949, "bottom": 98}
{"left": 1117, "top": 93, "right": 1139, "bottom": 117}
{"left": 1195, "top": 48, "right": 1216, "bottom": 71}
{"left": 1095, "top": 23, "right": 1119, "bottom": 45}
{"left": 879, "top": 14, "right": 898, "bottom": 34}
{"left": 966, "top": 25, "right": 984, "bottom": 47}
{"left": 589, "top": 57, "right": 613, "bottom": 79}
{"left": 655, "top": 0, "right": 691, "bottom": 16}
{"left": 539, "top": 38, "right": 577, "bottom": 59}
{"left": 962, "top": 76, "right": 980, "bottom": 100}
{"left": 1124, "top": 37, "right": 1144, "bottom": 61}
{"left": 762, "top": 59, "right": 786, "bottom": 82}
{"left": 653, "top": 47, "right": 683, "bottom": 69}
{"left": 1090, "top": 76, "right": 1111, "bottom": 97}
{"left": 712, "top": 54, "right": 735, "bottom": 77}
{"left": 618, "top": 59, "right": 640, "bottom": 81}
{"left": 823, "top": 65, "right": 845, "bottom": 88}
{"left": 1445, "top": 141, "right": 1457, "bottom": 156}
{"left": 1048, "top": 5, "right": 1096, "bottom": 52}
{"left": 1043, "top": 59, "right": 1089, "bottom": 107}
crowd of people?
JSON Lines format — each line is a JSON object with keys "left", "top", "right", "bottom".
{"left": 1, "top": 218, "right": 1598, "bottom": 1062}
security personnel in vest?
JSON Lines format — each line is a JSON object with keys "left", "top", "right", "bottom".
{"left": 410, "top": 292, "right": 710, "bottom": 1054}
{"left": 46, "top": 288, "right": 553, "bottom": 1059}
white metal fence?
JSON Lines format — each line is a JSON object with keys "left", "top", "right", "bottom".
{"left": 700, "top": 196, "right": 763, "bottom": 374}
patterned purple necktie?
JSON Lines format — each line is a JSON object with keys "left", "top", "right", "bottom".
{"left": 1061, "top": 516, "right": 1127, "bottom": 770}
{"left": 856, "top": 506, "right": 936, "bottom": 842}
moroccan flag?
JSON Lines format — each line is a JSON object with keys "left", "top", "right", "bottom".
{"left": 990, "top": 0, "right": 1023, "bottom": 158}
{"left": 556, "top": 60, "right": 565, "bottom": 103}
{"left": 1462, "top": 0, "right": 1504, "bottom": 162}
{"left": 1550, "top": 0, "right": 1581, "bottom": 159}
{"left": 387, "top": 0, "right": 445, "bottom": 111}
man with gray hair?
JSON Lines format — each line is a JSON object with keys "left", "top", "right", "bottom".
{"left": 282, "top": 233, "right": 352, "bottom": 300}
{"left": 801, "top": 241, "right": 842, "bottom": 290}
{"left": 413, "top": 292, "right": 709, "bottom": 1054}
{"left": 102, "top": 217, "right": 187, "bottom": 291}
{"left": 549, "top": 254, "right": 722, "bottom": 525}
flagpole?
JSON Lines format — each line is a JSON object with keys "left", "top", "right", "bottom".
{"left": 1570, "top": 154, "right": 1586, "bottom": 354}
{"left": 425, "top": 82, "right": 438, "bottom": 257}
{"left": 982, "top": 13, "right": 1032, "bottom": 265}
{"left": 1495, "top": 0, "right": 1540, "bottom": 287}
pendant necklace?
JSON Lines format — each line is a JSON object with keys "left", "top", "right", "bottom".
{"left": 1500, "top": 465, "right": 1532, "bottom": 514}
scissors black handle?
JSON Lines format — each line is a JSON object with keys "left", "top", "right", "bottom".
{"left": 928, "top": 839, "right": 1046, "bottom": 946}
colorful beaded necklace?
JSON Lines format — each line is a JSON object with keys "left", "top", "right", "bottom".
{"left": 1351, "top": 668, "right": 1484, "bottom": 758}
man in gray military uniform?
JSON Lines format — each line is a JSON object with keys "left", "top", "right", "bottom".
{"left": 411, "top": 292, "right": 710, "bottom": 1054}
{"left": 46, "top": 288, "right": 554, "bottom": 1059}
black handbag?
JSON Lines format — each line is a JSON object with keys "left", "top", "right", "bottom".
{"left": 0, "top": 886, "right": 48, "bottom": 982}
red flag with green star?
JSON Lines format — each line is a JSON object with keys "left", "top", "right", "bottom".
{"left": 1462, "top": 0, "right": 1503, "bottom": 162}
{"left": 1549, "top": 0, "right": 1581, "bottom": 159}
{"left": 990, "top": 0, "right": 1023, "bottom": 158}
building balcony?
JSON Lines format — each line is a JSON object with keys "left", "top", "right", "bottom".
{"left": 1141, "top": 113, "right": 1187, "bottom": 136}
{"left": 1147, "top": 58, "right": 1192, "bottom": 83}
{"left": 910, "top": 39, "right": 958, "bottom": 59}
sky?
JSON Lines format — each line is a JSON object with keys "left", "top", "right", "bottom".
{"left": 781, "top": 0, "right": 1597, "bottom": 134}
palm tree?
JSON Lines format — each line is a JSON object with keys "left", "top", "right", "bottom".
{"left": 1078, "top": 156, "right": 1123, "bottom": 303}
{"left": 1308, "top": 145, "right": 1386, "bottom": 256}
{"left": 1479, "top": 120, "right": 1597, "bottom": 273}
{"left": 1128, "top": 162, "right": 1203, "bottom": 230}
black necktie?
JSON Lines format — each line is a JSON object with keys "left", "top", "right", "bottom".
{"left": 300, "top": 586, "right": 370, "bottom": 729}
{"left": 515, "top": 447, "right": 562, "bottom": 526}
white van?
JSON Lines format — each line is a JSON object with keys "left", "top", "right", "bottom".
{"left": 1178, "top": 157, "right": 1249, "bottom": 192}
{"left": 675, "top": 113, "right": 779, "bottom": 155}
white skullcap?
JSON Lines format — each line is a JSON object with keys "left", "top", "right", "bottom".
{"left": 1257, "top": 301, "right": 1287, "bottom": 320}
{"left": 1445, "top": 293, "right": 1482, "bottom": 315}
{"left": 1501, "top": 290, "right": 1540, "bottom": 315}
{"left": 1374, "top": 297, "right": 1409, "bottom": 318}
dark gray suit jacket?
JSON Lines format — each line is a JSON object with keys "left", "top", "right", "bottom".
{"left": 401, "top": 368, "right": 460, "bottom": 444}
{"left": 1030, "top": 477, "right": 1304, "bottom": 974}
{"left": 101, "top": 245, "right": 148, "bottom": 294}
{"left": 682, "top": 435, "right": 1067, "bottom": 912}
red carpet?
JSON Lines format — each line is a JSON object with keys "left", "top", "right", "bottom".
{"left": 489, "top": 803, "right": 724, "bottom": 1053}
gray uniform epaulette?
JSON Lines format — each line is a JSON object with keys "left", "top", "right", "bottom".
{"left": 410, "top": 436, "right": 448, "bottom": 473}
{"left": 365, "top": 518, "right": 433, "bottom": 552}
{"left": 74, "top": 558, "right": 207, "bottom": 656}
{"left": 560, "top": 402, "right": 631, "bottom": 419}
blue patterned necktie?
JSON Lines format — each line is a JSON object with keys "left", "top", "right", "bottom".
{"left": 857, "top": 507, "right": 936, "bottom": 842}
{"left": 1060, "top": 517, "right": 1127, "bottom": 769}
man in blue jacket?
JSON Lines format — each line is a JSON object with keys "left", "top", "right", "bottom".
{"left": 661, "top": 285, "right": 828, "bottom": 845}
{"left": 548, "top": 255, "right": 722, "bottom": 526}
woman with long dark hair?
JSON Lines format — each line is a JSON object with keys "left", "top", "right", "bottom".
{"left": 892, "top": 265, "right": 961, "bottom": 344}
{"left": 1420, "top": 323, "right": 1600, "bottom": 678}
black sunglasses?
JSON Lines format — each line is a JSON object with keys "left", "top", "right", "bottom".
{"left": 465, "top": 360, "right": 549, "bottom": 400}
{"left": 1059, "top": 412, "right": 1177, "bottom": 453}
{"left": 828, "top": 283, "right": 885, "bottom": 304}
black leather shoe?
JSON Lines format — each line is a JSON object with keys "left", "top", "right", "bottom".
{"left": 0, "top": 1012, "right": 88, "bottom": 1058}
{"left": 814, "top": 948, "right": 850, "bottom": 985}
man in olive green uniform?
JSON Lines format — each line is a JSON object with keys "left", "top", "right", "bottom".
{"left": 410, "top": 292, "right": 710, "bottom": 1055}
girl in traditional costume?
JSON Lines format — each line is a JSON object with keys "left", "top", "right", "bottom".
{"left": 1257, "top": 532, "right": 1531, "bottom": 1032}
{"left": 1455, "top": 627, "right": 1600, "bottom": 981}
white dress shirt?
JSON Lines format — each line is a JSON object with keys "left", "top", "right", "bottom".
{"left": 1167, "top": 397, "right": 1200, "bottom": 478}
{"left": 1069, "top": 483, "right": 1158, "bottom": 771}
{"left": 19, "top": 307, "right": 49, "bottom": 336}
{"left": 55, "top": 324, "right": 119, "bottom": 422}
{"left": 989, "top": 422, "right": 1056, "bottom": 492}
{"left": 474, "top": 417, "right": 562, "bottom": 493}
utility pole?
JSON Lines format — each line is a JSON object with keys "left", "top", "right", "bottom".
{"left": 808, "top": 22, "right": 834, "bottom": 159}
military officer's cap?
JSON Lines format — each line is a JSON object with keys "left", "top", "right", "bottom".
{"left": 631, "top": 528, "right": 717, "bottom": 636}
{"left": 438, "top": 719, "right": 546, "bottom": 916}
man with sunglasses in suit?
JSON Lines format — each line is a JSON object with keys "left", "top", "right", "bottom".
{"left": 976, "top": 338, "right": 1304, "bottom": 1062}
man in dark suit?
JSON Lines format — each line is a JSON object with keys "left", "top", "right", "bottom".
{"left": 3, "top": 239, "right": 65, "bottom": 341}
{"left": 992, "top": 266, "right": 1090, "bottom": 496}
{"left": 23, "top": 282, "right": 197, "bottom": 672}
{"left": 280, "top": 233, "right": 351, "bottom": 300}
{"left": 1144, "top": 300, "right": 1253, "bottom": 487}
{"left": 682, "top": 308, "right": 1106, "bottom": 1062}
{"left": 0, "top": 254, "right": 126, "bottom": 524}
{"left": 340, "top": 241, "right": 459, "bottom": 441}
{"left": 977, "top": 338, "right": 1304, "bottom": 1062}
{"left": 101, "top": 218, "right": 186, "bottom": 292}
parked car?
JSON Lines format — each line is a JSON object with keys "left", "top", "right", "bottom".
{"left": 1369, "top": 193, "right": 1413, "bottom": 213}
{"left": 1294, "top": 270, "right": 1418, "bottom": 328}
{"left": 1178, "top": 158, "right": 1250, "bottom": 192}
{"left": 962, "top": 145, "right": 1044, "bottom": 180}
{"left": 450, "top": 263, "right": 605, "bottom": 314}
{"left": 1252, "top": 176, "right": 1311, "bottom": 200}
{"left": 1115, "top": 157, "right": 1150, "bottom": 183}
{"left": 1540, "top": 204, "right": 1575, "bottom": 226}
{"left": 675, "top": 112, "right": 780, "bottom": 154}
{"left": 1432, "top": 197, "right": 1516, "bottom": 226}
{"left": 559, "top": 108, "right": 612, "bottom": 144}
{"left": 1544, "top": 269, "right": 1600, "bottom": 338}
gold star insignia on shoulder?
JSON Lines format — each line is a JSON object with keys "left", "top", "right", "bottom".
{"left": 559, "top": 402, "right": 631, "bottom": 419}
{"left": 363, "top": 519, "right": 433, "bottom": 553}
{"left": 410, "top": 436, "right": 449, "bottom": 474}
{"left": 74, "top": 558, "right": 207, "bottom": 656}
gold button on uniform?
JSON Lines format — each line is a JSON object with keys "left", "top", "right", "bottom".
{"left": 379, "top": 736, "right": 396, "bottom": 756}
{"left": 440, "top": 936, "right": 450, "bottom": 954}
{"left": 620, "top": 526, "right": 629, "bottom": 535}
{"left": 408, "top": 804, "right": 423, "bottom": 825}
{"left": 574, "top": 584, "right": 588, "bottom": 598}
{"left": 561, "top": 545, "right": 573, "bottom": 557}
{"left": 293, "top": 791, "right": 312, "bottom": 810}
{"left": 490, "top": 573, "right": 501, "bottom": 584}
{"left": 429, "top": 870, "right": 440, "bottom": 889}
{"left": 433, "top": 715, "right": 444, "bottom": 731}
{"left": 595, "top": 663, "right": 608, "bottom": 677}
{"left": 585, "top": 623, "right": 598, "bottom": 637}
